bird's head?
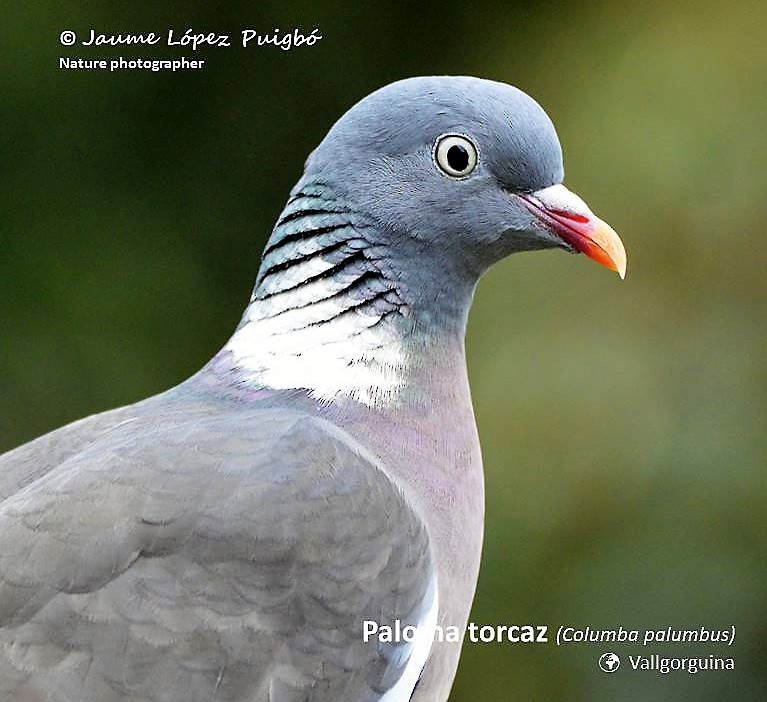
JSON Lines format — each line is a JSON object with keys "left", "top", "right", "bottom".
{"left": 305, "top": 75, "right": 626, "bottom": 283}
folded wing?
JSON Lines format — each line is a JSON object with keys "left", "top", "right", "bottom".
{"left": 0, "top": 408, "right": 436, "bottom": 702}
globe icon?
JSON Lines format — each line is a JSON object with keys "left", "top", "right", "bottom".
{"left": 598, "top": 652, "right": 621, "bottom": 673}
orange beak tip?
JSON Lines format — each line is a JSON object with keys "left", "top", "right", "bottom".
{"left": 587, "top": 218, "right": 627, "bottom": 280}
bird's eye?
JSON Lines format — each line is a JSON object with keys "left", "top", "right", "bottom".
{"left": 434, "top": 134, "right": 478, "bottom": 178}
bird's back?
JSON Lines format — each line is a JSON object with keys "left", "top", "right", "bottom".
{"left": 0, "top": 389, "right": 227, "bottom": 503}
{"left": 0, "top": 385, "right": 437, "bottom": 702}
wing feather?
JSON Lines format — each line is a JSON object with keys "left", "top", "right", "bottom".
{"left": 0, "top": 406, "right": 435, "bottom": 702}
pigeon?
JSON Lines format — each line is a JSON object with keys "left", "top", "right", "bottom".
{"left": 0, "top": 76, "right": 626, "bottom": 702}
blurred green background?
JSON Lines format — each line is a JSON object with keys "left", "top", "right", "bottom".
{"left": 1, "top": 1, "right": 765, "bottom": 699}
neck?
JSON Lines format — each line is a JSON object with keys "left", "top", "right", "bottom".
{"left": 214, "top": 179, "right": 476, "bottom": 410}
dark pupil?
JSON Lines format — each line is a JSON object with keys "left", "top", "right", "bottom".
{"left": 447, "top": 144, "right": 469, "bottom": 172}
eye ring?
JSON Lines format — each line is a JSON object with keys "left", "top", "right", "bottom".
{"left": 434, "top": 134, "right": 479, "bottom": 178}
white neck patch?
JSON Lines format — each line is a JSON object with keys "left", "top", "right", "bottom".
{"left": 224, "top": 279, "right": 411, "bottom": 408}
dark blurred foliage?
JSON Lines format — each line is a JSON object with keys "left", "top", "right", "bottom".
{"left": 1, "top": 1, "right": 765, "bottom": 699}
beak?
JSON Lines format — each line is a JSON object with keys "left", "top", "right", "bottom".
{"left": 519, "top": 184, "right": 627, "bottom": 279}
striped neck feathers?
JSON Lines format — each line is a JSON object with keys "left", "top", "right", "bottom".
{"left": 224, "top": 181, "right": 419, "bottom": 408}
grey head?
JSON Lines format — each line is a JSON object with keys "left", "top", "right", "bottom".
{"left": 303, "top": 76, "right": 625, "bottom": 296}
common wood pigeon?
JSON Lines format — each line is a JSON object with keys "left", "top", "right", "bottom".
{"left": 0, "top": 76, "right": 626, "bottom": 702}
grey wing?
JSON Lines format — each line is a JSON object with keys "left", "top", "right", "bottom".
{"left": 0, "top": 393, "right": 227, "bottom": 502}
{"left": 0, "top": 404, "right": 140, "bottom": 502}
{"left": 0, "top": 409, "right": 436, "bottom": 702}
